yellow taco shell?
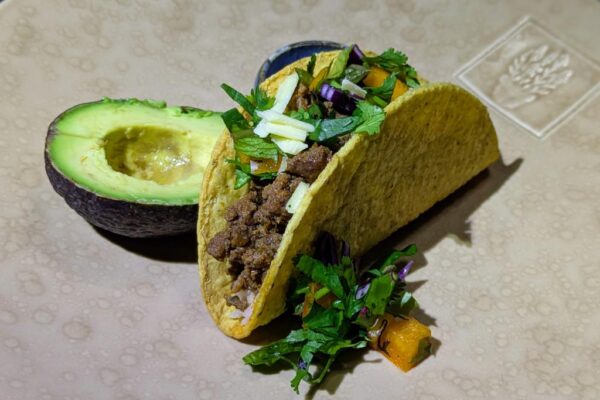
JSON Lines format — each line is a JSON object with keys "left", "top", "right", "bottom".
{"left": 198, "top": 51, "right": 499, "bottom": 338}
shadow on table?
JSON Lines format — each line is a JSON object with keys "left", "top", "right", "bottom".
{"left": 93, "top": 227, "right": 198, "bottom": 263}
{"left": 241, "top": 156, "right": 522, "bottom": 398}
{"left": 363, "top": 157, "right": 522, "bottom": 273}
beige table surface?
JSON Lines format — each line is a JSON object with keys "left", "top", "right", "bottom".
{"left": 1, "top": 0, "right": 599, "bottom": 399}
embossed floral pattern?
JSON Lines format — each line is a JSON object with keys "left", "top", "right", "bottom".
{"left": 492, "top": 44, "right": 573, "bottom": 109}
{"left": 457, "top": 18, "right": 600, "bottom": 139}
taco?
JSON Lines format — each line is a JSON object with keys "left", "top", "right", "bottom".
{"left": 198, "top": 45, "right": 499, "bottom": 338}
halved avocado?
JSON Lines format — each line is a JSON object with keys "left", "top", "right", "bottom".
{"left": 44, "top": 98, "right": 224, "bottom": 238}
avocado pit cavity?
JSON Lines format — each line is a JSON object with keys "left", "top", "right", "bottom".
{"left": 103, "top": 125, "right": 195, "bottom": 185}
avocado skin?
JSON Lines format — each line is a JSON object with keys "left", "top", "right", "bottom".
{"left": 44, "top": 102, "right": 201, "bottom": 238}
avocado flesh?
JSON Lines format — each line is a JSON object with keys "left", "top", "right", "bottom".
{"left": 45, "top": 99, "right": 224, "bottom": 237}
{"left": 48, "top": 99, "right": 224, "bottom": 205}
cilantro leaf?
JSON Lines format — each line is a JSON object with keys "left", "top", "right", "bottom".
{"left": 226, "top": 158, "right": 252, "bottom": 189}
{"left": 309, "top": 116, "right": 360, "bottom": 142}
{"left": 344, "top": 64, "right": 369, "bottom": 83}
{"left": 256, "top": 171, "right": 278, "bottom": 181}
{"left": 296, "top": 255, "right": 345, "bottom": 298}
{"left": 362, "top": 48, "right": 408, "bottom": 71}
{"left": 296, "top": 68, "right": 313, "bottom": 87}
{"left": 221, "top": 108, "right": 251, "bottom": 133}
{"left": 242, "top": 234, "right": 427, "bottom": 393}
{"left": 363, "top": 48, "right": 420, "bottom": 88}
{"left": 288, "top": 104, "right": 322, "bottom": 125}
{"left": 249, "top": 87, "right": 275, "bottom": 111}
{"left": 303, "top": 304, "right": 346, "bottom": 337}
{"left": 234, "top": 168, "right": 251, "bottom": 189}
{"left": 234, "top": 137, "right": 279, "bottom": 160}
{"left": 285, "top": 329, "right": 334, "bottom": 343}
{"left": 377, "top": 244, "right": 417, "bottom": 270}
{"left": 353, "top": 101, "right": 385, "bottom": 135}
{"left": 243, "top": 341, "right": 304, "bottom": 366}
{"left": 291, "top": 368, "right": 310, "bottom": 393}
{"left": 364, "top": 273, "right": 395, "bottom": 316}
{"left": 307, "top": 54, "right": 317, "bottom": 75}
{"left": 387, "top": 290, "right": 418, "bottom": 316}
{"left": 221, "top": 83, "right": 255, "bottom": 115}
{"left": 367, "top": 73, "right": 397, "bottom": 102}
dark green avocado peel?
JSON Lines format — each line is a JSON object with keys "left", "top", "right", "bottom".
{"left": 44, "top": 98, "right": 224, "bottom": 238}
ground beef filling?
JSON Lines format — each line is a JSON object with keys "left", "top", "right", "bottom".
{"left": 207, "top": 145, "right": 332, "bottom": 309}
{"left": 286, "top": 144, "right": 332, "bottom": 183}
{"left": 290, "top": 82, "right": 315, "bottom": 111}
{"left": 289, "top": 83, "right": 347, "bottom": 119}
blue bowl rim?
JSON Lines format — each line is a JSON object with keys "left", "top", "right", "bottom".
{"left": 254, "top": 40, "right": 345, "bottom": 88}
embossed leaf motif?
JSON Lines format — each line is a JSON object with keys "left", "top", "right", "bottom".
{"left": 492, "top": 44, "right": 573, "bottom": 109}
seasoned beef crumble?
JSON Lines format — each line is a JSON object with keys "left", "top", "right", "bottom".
{"left": 286, "top": 144, "right": 332, "bottom": 183}
{"left": 207, "top": 173, "right": 300, "bottom": 291}
{"left": 207, "top": 145, "right": 332, "bottom": 307}
{"left": 290, "top": 82, "right": 314, "bottom": 111}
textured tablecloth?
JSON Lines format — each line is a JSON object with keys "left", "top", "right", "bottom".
{"left": 1, "top": 0, "right": 599, "bottom": 399}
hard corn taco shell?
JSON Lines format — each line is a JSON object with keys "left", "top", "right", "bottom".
{"left": 198, "top": 51, "right": 499, "bottom": 338}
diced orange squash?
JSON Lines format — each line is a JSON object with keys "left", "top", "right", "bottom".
{"left": 391, "top": 80, "right": 408, "bottom": 100}
{"left": 251, "top": 155, "right": 282, "bottom": 174}
{"left": 363, "top": 66, "right": 409, "bottom": 101}
{"left": 363, "top": 66, "right": 389, "bottom": 88}
{"left": 301, "top": 283, "right": 337, "bottom": 318}
{"left": 369, "top": 314, "right": 432, "bottom": 372}
{"left": 239, "top": 153, "right": 251, "bottom": 164}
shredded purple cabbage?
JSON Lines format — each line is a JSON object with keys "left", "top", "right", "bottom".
{"left": 341, "top": 241, "right": 351, "bottom": 258}
{"left": 397, "top": 260, "right": 414, "bottom": 281}
{"left": 358, "top": 306, "right": 369, "bottom": 318}
{"left": 348, "top": 45, "right": 365, "bottom": 65}
{"left": 355, "top": 283, "right": 370, "bottom": 299}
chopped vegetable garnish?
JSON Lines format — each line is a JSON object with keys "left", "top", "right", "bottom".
{"left": 285, "top": 181, "right": 310, "bottom": 214}
{"left": 220, "top": 44, "right": 419, "bottom": 188}
{"left": 234, "top": 137, "right": 279, "bottom": 160}
{"left": 243, "top": 233, "right": 431, "bottom": 393}
{"left": 257, "top": 109, "right": 315, "bottom": 132}
{"left": 263, "top": 122, "right": 308, "bottom": 141}
{"left": 271, "top": 135, "right": 308, "bottom": 155}
{"left": 319, "top": 83, "right": 357, "bottom": 115}
{"left": 362, "top": 48, "right": 420, "bottom": 89}
{"left": 341, "top": 78, "right": 367, "bottom": 98}
{"left": 347, "top": 44, "right": 365, "bottom": 65}
{"left": 273, "top": 73, "right": 300, "bottom": 113}
{"left": 353, "top": 101, "right": 385, "bottom": 135}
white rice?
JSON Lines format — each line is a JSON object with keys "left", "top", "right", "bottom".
{"left": 228, "top": 290, "right": 256, "bottom": 325}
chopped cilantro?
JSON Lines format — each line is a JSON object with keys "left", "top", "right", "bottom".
{"left": 234, "top": 136, "right": 279, "bottom": 160}
{"left": 220, "top": 44, "right": 418, "bottom": 190}
{"left": 308, "top": 116, "right": 360, "bottom": 142}
{"left": 243, "top": 234, "right": 423, "bottom": 393}
{"left": 367, "top": 73, "right": 397, "bottom": 103}
{"left": 234, "top": 168, "right": 252, "bottom": 189}
{"left": 363, "top": 48, "right": 420, "bottom": 88}
{"left": 226, "top": 158, "right": 252, "bottom": 189}
{"left": 221, "top": 108, "right": 251, "bottom": 133}
{"left": 221, "top": 83, "right": 255, "bottom": 115}
{"left": 295, "top": 67, "right": 313, "bottom": 87}
{"left": 307, "top": 54, "right": 317, "bottom": 75}
{"left": 353, "top": 101, "right": 385, "bottom": 135}
{"left": 288, "top": 103, "right": 322, "bottom": 122}
{"left": 249, "top": 87, "right": 275, "bottom": 112}
{"left": 344, "top": 63, "right": 369, "bottom": 83}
